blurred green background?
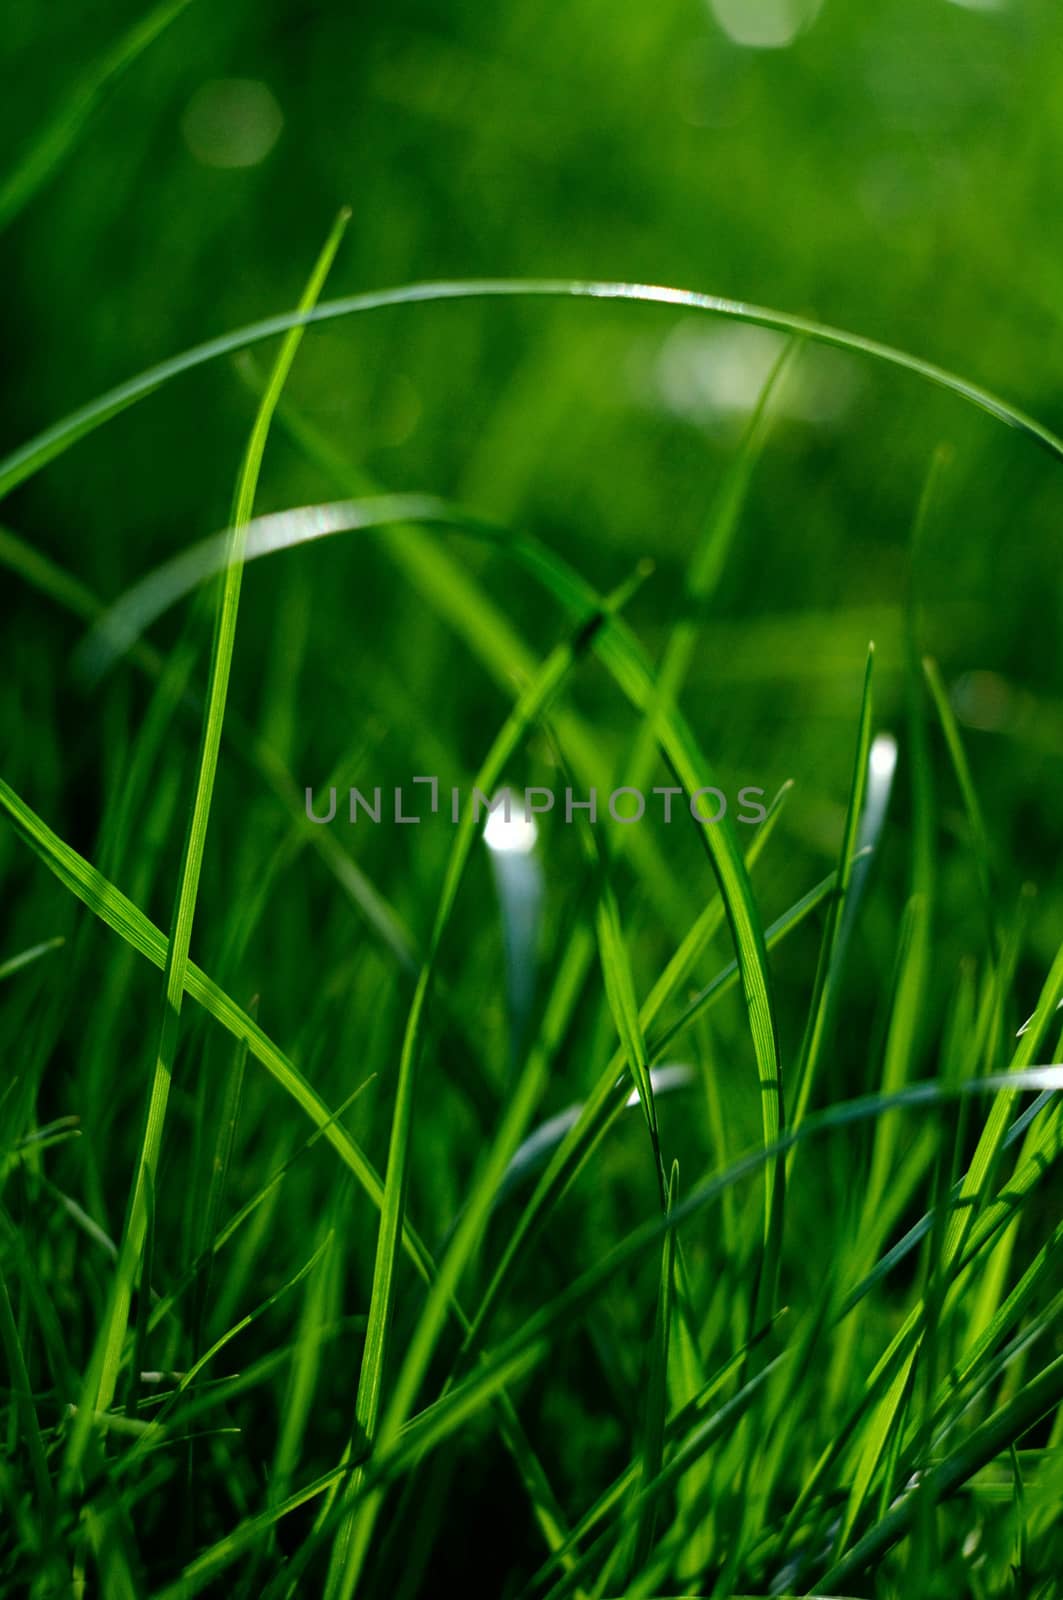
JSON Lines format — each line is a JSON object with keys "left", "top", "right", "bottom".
{"left": 2, "top": 2, "right": 1063, "bottom": 1589}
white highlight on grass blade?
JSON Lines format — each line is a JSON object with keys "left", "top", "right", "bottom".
{"left": 945, "top": 0, "right": 1007, "bottom": 11}
{"left": 483, "top": 806, "right": 539, "bottom": 856}
{"left": 6, "top": 277, "right": 1063, "bottom": 506}
{"left": 868, "top": 733, "right": 898, "bottom": 785}
{"left": 76, "top": 496, "right": 447, "bottom": 680}
{"left": 861, "top": 730, "right": 899, "bottom": 844}
{"left": 973, "top": 1066, "right": 1063, "bottom": 1091}
{"left": 855, "top": 730, "right": 897, "bottom": 857}
{"left": 835, "top": 729, "right": 895, "bottom": 964}
{"left": 1017, "top": 998, "right": 1063, "bottom": 1038}
{"left": 498, "top": 1064, "right": 695, "bottom": 1200}
{"left": 181, "top": 79, "right": 283, "bottom": 169}
{"left": 625, "top": 1063, "right": 692, "bottom": 1108}
{"left": 483, "top": 794, "right": 543, "bottom": 1077}
{"left": 708, "top": 0, "right": 823, "bottom": 50}
{"left": 0, "top": 935, "right": 65, "bottom": 983}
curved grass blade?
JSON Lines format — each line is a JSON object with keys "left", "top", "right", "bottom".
{"left": 496, "top": 1063, "right": 693, "bottom": 1206}
{"left": 71, "top": 1069, "right": 1063, "bottom": 1600}
{"left": 76, "top": 496, "right": 450, "bottom": 681}
{"left": 369, "top": 1068, "right": 1063, "bottom": 1506}
{"left": 79, "top": 480, "right": 784, "bottom": 1293}
{"left": 4, "top": 277, "right": 1063, "bottom": 505}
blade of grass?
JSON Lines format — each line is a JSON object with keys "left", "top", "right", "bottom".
{"left": 923, "top": 655, "right": 996, "bottom": 950}
{"left": 141, "top": 1069, "right": 1063, "bottom": 1600}
{"left": 0, "top": 1264, "right": 54, "bottom": 1521}
{"left": 0, "top": 771, "right": 587, "bottom": 1564}
{"left": 4, "top": 277, "right": 1063, "bottom": 504}
{"left": 788, "top": 644, "right": 875, "bottom": 1144}
{"left": 0, "top": 936, "right": 65, "bottom": 985}
{"left": 461, "top": 787, "right": 799, "bottom": 1364}
{"left": 0, "top": 772, "right": 434, "bottom": 1280}
{"left": 190, "top": 1013, "right": 249, "bottom": 1364}
{"left": 65, "top": 212, "right": 351, "bottom": 1483}
{"left": 818, "top": 1351, "right": 1063, "bottom": 1593}
{"left": 631, "top": 1161, "right": 679, "bottom": 1577}
{"left": 84, "top": 482, "right": 785, "bottom": 1331}
{"left": 371, "top": 1067, "right": 1063, "bottom": 1504}
{"left": 624, "top": 337, "right": 798, "bottom": 798}
{"left": 324, "top": 563, "right": 650, "bottom": 1600}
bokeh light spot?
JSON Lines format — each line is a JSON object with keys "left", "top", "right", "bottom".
{"left": 708, "top": 0, "right": 823, "bottom": 50}
{"left": 181, "top": 79, "right": 283, "bottom": 170}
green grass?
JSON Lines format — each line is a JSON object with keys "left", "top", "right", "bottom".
{"left": 3, "top": 4, "right": 1063, "bottom": 1598}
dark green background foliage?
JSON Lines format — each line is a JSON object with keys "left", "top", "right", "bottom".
{"left": 2, "top": 1, "right": 1063, "bottom": 1596}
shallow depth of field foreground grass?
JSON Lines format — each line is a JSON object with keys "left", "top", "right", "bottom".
{"left": 2, "top": 4, "right": 1063, "bottom": 1598}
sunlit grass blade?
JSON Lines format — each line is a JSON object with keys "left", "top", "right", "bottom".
{"left": 832, "top": 940, "right": 1063, "bottom": 1555}
{"left": 4, "top": 277, "right": 1063, "bottom": 505}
